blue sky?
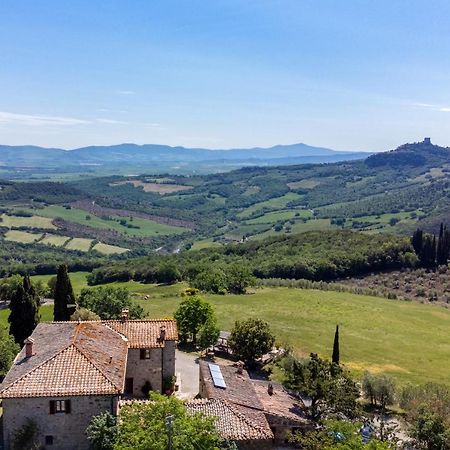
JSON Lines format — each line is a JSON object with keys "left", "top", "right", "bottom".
{"left": 1, "top": 1, "right": 450, "bottom": 151}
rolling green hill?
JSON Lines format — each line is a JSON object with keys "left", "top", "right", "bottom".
{"left": 1, "top": 138, "right": 450, "bottom": 272}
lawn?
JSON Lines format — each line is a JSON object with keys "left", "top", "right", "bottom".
{"left": 0, "top": 214, "right": 57, "bottom": 230}
{"left": 4, "top": 230, "right": 43, "bottom": 243}
{"left": 15, "top": 273, "right": 450, "bottom": 386}
{"left": 22, "top": 205, "right": 185, "bottom": 236}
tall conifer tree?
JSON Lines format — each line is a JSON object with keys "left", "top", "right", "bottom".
{"left": 53, "top": 264, "right": 75, "bottom": 321}
{"left": 9, "top": 275, "right": 40, "bottom": 345}
{"left": 332, "top": 325, "right": 340, "bottom": 365}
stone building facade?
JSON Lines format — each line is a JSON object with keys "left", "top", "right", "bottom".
{"left": 0, "top": 317, "right": 177, "bottom": 450}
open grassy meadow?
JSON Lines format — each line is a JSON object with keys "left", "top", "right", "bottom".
{"left": 1, "top": 273, "right": 445, "bottom": 386}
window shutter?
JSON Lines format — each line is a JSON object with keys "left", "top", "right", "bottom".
{"left": 65, "top": 400, "right": 71, "bottom": 414}
{"left": 140, "top": 349, "right": 145, "bottom": 359}
{"left": 49, "top": 400, "right": 55, "bottom": 414}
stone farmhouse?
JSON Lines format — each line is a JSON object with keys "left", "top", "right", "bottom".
{"left": 198, "top": 360, "right": 312, "bottom": 447}
{"left": 0, "top": 315, "right": 177, "bottom": 450}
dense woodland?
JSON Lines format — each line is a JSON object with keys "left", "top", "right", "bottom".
{"left": 87, "top": 230, "right": 416, "bottom": 286}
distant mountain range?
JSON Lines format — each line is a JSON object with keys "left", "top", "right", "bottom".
{"left": 0, "top": 143, "right": 371, "bottom": 176}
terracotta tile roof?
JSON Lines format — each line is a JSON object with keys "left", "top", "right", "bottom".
{"left": 0, "top": 322, "right": 128, "bottom": 398}
{"left": 118, "top": 398, "right": 273, "bottom": 442}
{"left": 199, "top": 361, "right": 264, "bottom": 411}
{"left": 104, "top": 319, "right": 177, "bottom": 348}
{"left": 251, "top": 380, "right": 310, "bottom": 424}
{"left": 186, "top": 399, "right": 274, "bottom": 441}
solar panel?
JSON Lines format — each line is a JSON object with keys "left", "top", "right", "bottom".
{"left": 209, "top": 363, "right": 227, "bottom": 389}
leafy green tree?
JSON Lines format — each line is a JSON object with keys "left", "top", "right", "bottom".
{"left": 228, "top": 318, "right": 275, "bottom": 365}
{"left": 332, "top": 324, "right": 340, "bottom": 365}
{"left": 0, "top": 275, "right": 23, "bottom": 302}
{"left": 114, "top": 393, "right": 220, "bottom": 450}
{"left": 86, "top": 411, "right": 118, "bottom": 450}
{"left": 47, "top": 275, "right": 57, "bottom": 297}
{"left": 174, "top": 296, "right": 213, "bottom": 343}
{"left": 226, "top": 263, "right": 255, "bottom": 294}
{"left": 362, "top": 373, "right": 395, "bottom": 410}
{"left": 70, "top": 307, "right": 101, "bottom": 321}
{"left": 53, "top": 264, "right": 76, "bottom": 321}
{"left": 198, "top": 316, "right": 220, "bottom": 353}
{"left": 192, "top": 268, "right": 227, "bottom": 294}
{"left": 156, "top": 263, "right": 181, "bottom": 284}
{"left": 284, "top": 353, "right": 359, "bottom": 419}
{"left": 410, "top": 410, "right": 450, "bottom": 450}
{"left": 8, "top": 275, "right": 40, "bottom": 345}
{"left": 0, "top": 325, "right": 20, "bottom": 379}
{"left": 289, "top": 420, "right": 394, "bottom": 449}
{"left": 78, "top": 287, "right": 144, "bottom": 320}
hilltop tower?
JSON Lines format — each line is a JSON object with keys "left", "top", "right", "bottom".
{"left": 423, "top": 137, "right": 431, "bottom": 145}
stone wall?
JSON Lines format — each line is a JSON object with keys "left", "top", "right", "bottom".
{"left": 2, "top": 395, "right": 118, "bottom": 450}
{"left": 125, "top": 348, "right": 163, "bottom": 396}
{"left": 162, "top": 341, "right": 176, "bottom": 380}
{"left": 124, "top": 342, "right": 176, "bottom": 397}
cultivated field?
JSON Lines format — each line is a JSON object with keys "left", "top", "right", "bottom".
{"left": 238, "top": 192, "right": 302, "bottom": 218}
{"left": 40, "top": 234, "right": 71, "bottom": 246}
{"left": 4, "top": 230, "right": 43, "bottom": 243}
{"left": 20, "top": 273, "right": 450, "bottom": 386}
{"left": 92, "top": 242, "right": 129, "bottom": 254}
{"left": 65, "top": 237, "right": 93, "bottom": 252}
{"left": 0, "top": 214, "right": 56, "bottom": 230}
{"left": 3, "top": 230, "right": 127, "bottom": 254}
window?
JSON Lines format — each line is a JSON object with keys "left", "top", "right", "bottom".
{"left": 45, "top": 435, "right": 54, "bottom": 445}
{"left": 49, "top": 399, "right": 71, "bottom": 414}
{"left": 125, "top": 378, "right": 134, "bottom": 395}
{"left": 140, "top": 349, "right": 151, "bottom": 360}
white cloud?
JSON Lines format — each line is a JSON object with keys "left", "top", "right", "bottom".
{"left": 0, "top": 111, "right": 89, "bottom": 126}
{"left": 116, "top": 90, "right": 135, "bottom": 95}
{"left": 96, "top": 118, "right": 127, "bottom": 124}
{"left": 412, "top": 102, "right": 450, "bottom": 112}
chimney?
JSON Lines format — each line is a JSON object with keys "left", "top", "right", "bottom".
{"left": 25, "top": 337, "right": 35, "bottom": 358}
{"left": 159, "top": 325, "right": 166, "bottom": 342}
{"left": 121, "top": 308, "right": 129, "bottom": 322}
{"left": 267, "top": 383, "right": 274, "bottom": 396}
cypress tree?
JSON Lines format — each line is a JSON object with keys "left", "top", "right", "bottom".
{"left": 411, "top": 228, "right": 423, "bottom": 256}
{"left": 9, "top": 275, "right": 40, "bottom": 345}
{"left": 332, "top": 325, "right": 340, "bottom": 365}
{"left": 53, "top": 264, "right": 76, "bottom": 321}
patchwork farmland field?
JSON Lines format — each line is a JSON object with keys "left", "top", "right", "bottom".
{"left": 4, "top": 230, "right": 43, "bottom": 243}
{"left": 92, "top": 242, "right": 129, "bottom": 254}
{"left": 65, "top": 237, "right": 93, "bottom": 252}
{"left": 3, "top": 229, "right": 127, "bottom": 254}
{"left": 0, "top": 214, "right": 56, "bottom": 230}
